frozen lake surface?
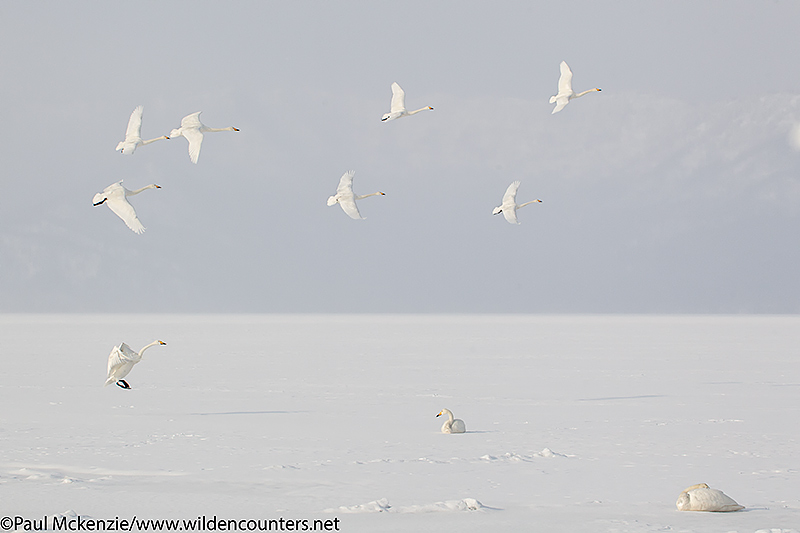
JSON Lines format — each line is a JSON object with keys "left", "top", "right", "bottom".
{"left": 1, "top": 314, "right": 799, "bottom": 532}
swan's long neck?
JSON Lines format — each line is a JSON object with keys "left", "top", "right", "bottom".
{"left": 406, "top": 106, "right": 433, "bottom": 116}
{"left": 355, "top": 192, "right": 385, "bottom": 200}
{"left": 573, "top": 88, "right": 600, "bottom": 99}
{"left": 138, "top": 340, "right": 162, "bottom": 357}
{"left": 202, "top": 126, "right": 239, "bottom": 133}
{"left": 127, "top": 184, "right": 159, "bottom": 196}
{"left": 442, "top": 409, "right": 454, "bottom": 423}
{"left": 518, "top": 199, "right": 542, "bottom": 208}
{"left": 141, "top": 136, "right": 168, "bottom": 145}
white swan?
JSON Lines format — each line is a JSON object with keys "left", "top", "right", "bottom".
{"left": 492, "top": 181, "right": 542, "bottom": 224}
{"left": 104, "top": 340, "right": 166, "bottom": 389}
{"left": 381, "top": 82, "right": 433, "bottom": 122}
{"left": 115, "top": 106, "right": 169, "bottom": 155}
{"left": 92, "top": 180, "right": 161, "bottom": 234}
{"left": 549, "top": 61, "right": 601, "bottom": 114}
{"left": 436, "top": 409, "right": 466, "bottom": 434}
{"left": 169, "top": 112, "right": 239, "bottom": 164}
{"left": 676, "top": 484, "right": 744, "bottom": 512}
{"left": 327, "top": 170, "right": 385, "bottom": 219}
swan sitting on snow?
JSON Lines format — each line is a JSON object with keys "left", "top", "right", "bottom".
{"left": 676, "top": 483, "right": 744, "bottom": 512}
{"left": 104, "top": 340, "right": 166, "bottom": 389}
{"left": 437, "top": 409, "right": 466, "bottom": 434}
{"left": 169, "top": 112, "right": 239, "bottom": 164}
{"left": 327, "top": 170, "right": 385, "bottom": 219}
{"left": 116, "top": 105, "right": 169, "bottom": 155}
{"left": 550, "top": 61, "right": 601, "bottom": 114}
{"left": 493, "top": 181, "right": 542, "bottom": 224}
{"left": 92, "top": 181, "right": 161, "bottom": 234}
{"left": 381, "top": 82, "right": 433, "bottom": 122}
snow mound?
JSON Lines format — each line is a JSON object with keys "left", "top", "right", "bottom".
{"left": 324, "top": 498, "right": 487, "bottom": 514}
{"left": 755, "top": 530, "right": 799, "bottom": 533}
{"left": 480, "top": 448, "right": 568, "bottom": 462}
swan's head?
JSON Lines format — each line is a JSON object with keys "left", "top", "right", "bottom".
{"left": 92, "top": 193, "right": 107, "bottom": 206}
{"left": 595, "top": 88, "right": 602, "bottom": 92}
{"left": 158, "top": 340, "right": 167, "bottom": 346}
{"left": 436, "top": 409, "right": 451, "bottom": 418}
{"left": 381, "top": 113, "right": 392, "bottom": 122}
{"left": 675, "top": 492, "right": 691, "bottom": 511}
{"left": 232, "top": 127, "right": 240, "bottom": 131}
{"left": 492, "top": 206, "right": 502, "bottom": 215}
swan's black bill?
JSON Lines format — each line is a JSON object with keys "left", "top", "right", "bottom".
{"left": 93, "top": 198, "right": 107, "bottom": 206}
{"left": 116, "top": 380, "right": 131, "bottom": 389}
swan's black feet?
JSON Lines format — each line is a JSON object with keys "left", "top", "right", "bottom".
{"left": 116, "top": 380, "right": 131, "bottom": 389}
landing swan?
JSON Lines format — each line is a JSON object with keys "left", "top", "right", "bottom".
{"left": 492, "top": 181, "right": 541, "bottom": 224}
{"left": 104, "top": 340, "right": 166, "bottom": 389}
{"left": 381, "top": 82, "right": 433, "bottom": 122}
{"left": 437, "top": 409, "right": 466, "bottom": 434}
{"left": 169, "top": 112, "right": 239, "bottom": 164}
{"left": 116, "top": 106, "right": 169, "bottom": 154}
{"left": 327, "top": 170, "right": 385, "bottom": 219}
{"left": 676, "top": 484, "right": 744, "bottom": 512}
{"left": 92, "top": 181, "right": 161, "bottom": 234}
{"left": 550, "top": 61, "right": 601, "bottom": 114}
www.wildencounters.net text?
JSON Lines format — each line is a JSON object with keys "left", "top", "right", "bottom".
{"left": 1, "top": 515, "right": 341, "bottom": 532}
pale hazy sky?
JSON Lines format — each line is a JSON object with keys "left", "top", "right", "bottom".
{"left": 1, "top": 1, "right": 800, "bottom": 313}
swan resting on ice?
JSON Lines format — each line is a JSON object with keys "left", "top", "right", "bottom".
{"left": 92, "top": 181, "right": 161, "bottom": 234}
{"left": 676, "top": 483, "right": 744, "bottom": 512}
{"left": 437, "top": 409, "right": 466, "bottom": 434}
{"left": 104, "top": 340, "right": 166, "bottom": 389}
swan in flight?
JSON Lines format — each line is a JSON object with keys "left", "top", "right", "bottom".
{"left": 169, "top": 112, "right": 239, "bottom": 164}
{"left": 104, "top": 340, "right": 166, "bottom": 389}
{"left": 92, "top": 181, "right": 161, "bottom": 234}
{"left": 437, "top": 409, "right": 466, "bottom": 434}
{"left": 327, "top": 170, "right": 385, "bottom": 219}
{"left": 550, "top": 61, "right": 601, "bottom": 114}
{"left": 116, "top": 106, "right": 169, "bottom": 155}
{"left": 381, "top": 82, "right": 433, "bottom": 122}
{"left": 676, "top": 483, "right": 744, "bottom": 512}
{"left": 492, "top": 181, "right": 542, "bottom": 224}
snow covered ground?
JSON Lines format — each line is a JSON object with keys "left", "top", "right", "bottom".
{"left": 1, "top": 314, "right": 798, "bottom": 532}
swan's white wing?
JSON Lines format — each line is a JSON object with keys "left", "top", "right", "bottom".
{"left": 336, "top": 170, "right": 356, "bottom": 195}
{"left": 390, "top": 82, "right": 406, "bottom": 113}
{"left": 105, "top": 194, "right": 145, "bottom": 234}
{"left": 182, "top": 128, "right": 204, "bottom": 164}
{"left": 551, "top": 96, "right": 570, "bottom": 114}
{"left": 124, "top": 106, "right": 144, "bottom": 140}
{"left": 180, "top": 111, "right": 203, "bottom": 129}
{"left": 502, "top": 181, "right": 520, "bottom": 205}
{"left": 105, "top": 343, "right": 139, "bottom": 384}
{"left": 502, "top": 207, "right": 519, "bottom": 225}
{"left": 557, "top": 61, "right": 573, "bottom": 95}
{"left": 339, "top": 197, "right": 363, "bottom": 219}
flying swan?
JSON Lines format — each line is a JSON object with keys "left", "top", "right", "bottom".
{"left": 381, "top": 82, "right": 433, "bottom": 122}
{"left": 169, "top": 112, "right": 239, "bottom": 164}
{"left": 492, "top": 181, "right": 542, "bottom": 224}
{"left": 550, "top": 61, "right": 601, "bottom": 114}
{"left": 92, "top": 180, "right": 161, "bottom": 234}
{"left": 104, "top": 340, "right": 166, "bottom": 389}
{"left": 676, "top": 483, "right": 744, "bottom": 512}
{"left": 327, "top": 170, "right": 385, "bottom": 219}
{"left": 116, "top": 105, "right": 169, "bottom": 155}
{"left": 436, "top": 409, "right": 466, "bottom": 434}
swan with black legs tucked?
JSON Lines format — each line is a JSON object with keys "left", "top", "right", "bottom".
{"left": 327, "top": 170, "right": 385, "bottom": 220}
{"left": 104, "top": 340, "right": 166, "bottom": 389}
{"left": 436, "top": 409, "right": 466, "bottom": 434}
{"left": 493, "top": 181, "right": 541, "bottom": 225}
{"left": 92, "top": 181, "right": 161, "bottom": 234}
{"left": 169, "top": 112, "right": 239, "bottom": 164}
{"left": 115, "top": 105, "right": 169, "bottom": 155}
{"left": 381, "top": 82, "right": 433, "bottom": 122}
{"left": 550, "top": 61, "right": 601, "bottom": 114}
